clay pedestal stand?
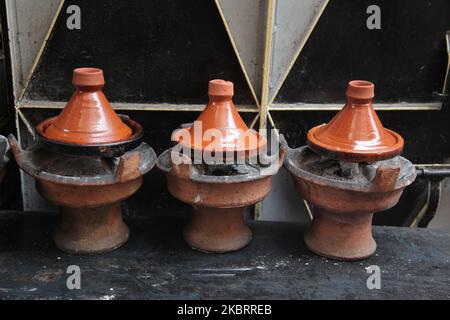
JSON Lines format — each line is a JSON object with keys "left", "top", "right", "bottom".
{"left": 158, "top": 153, "right": 281, "bottom": 252}
{"left": 285, "top": 81, "right": 417, "bottom": 260}
{"left": 158, "top": 80, "right": 284, "bottom": 253}
{"left": 9, "top": 68, "right": 156, "bottom": 254}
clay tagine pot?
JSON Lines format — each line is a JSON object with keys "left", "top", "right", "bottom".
{"left": 308, "top": 80, "right": 404, "bottom": 163}
{"left": 285, "top": 80, "right": 417, "bottom": 260}
{"left": 158, "top": 79, "right": 285, "bottom": 253}
{"left": 178, "top": 79, "right": 266, "bottom": 160}
{"left": 35, "top": 68, "right": 143, "bottom": 157}
{"left": 9, "top": 68, "right": 156, "bottom": 254}
{"left": 37, "top": 67, "right": 132, "bottom": 145}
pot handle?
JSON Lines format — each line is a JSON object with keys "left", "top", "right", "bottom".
{"left": 115, "top": 150, "right": 142, "bottom": 183}
{"left": 278, "top": 134, "right": 288, "bottom": 166}
{"left": 7, "top": 135, "right": 23, "bottom": 167}
{"left": 0, "top": 135, "right": 9, "bottom": 168}
{"left": 370, "top": 166, "right": 400, "bottom": 192}
{"left": 168, "top": 151, "right": 193, "bottom": 179}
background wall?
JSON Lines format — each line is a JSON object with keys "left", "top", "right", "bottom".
{"left": 1, "top": 0, "right": 449, "bottom": 228}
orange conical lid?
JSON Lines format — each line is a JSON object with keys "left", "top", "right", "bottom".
{"left": 179, "top": 79, "right": 266, "bottom": 155}
{"left": 37, "top": 67, "right": 132, "bottom": 145}
{"left": 307, "top": 80, "right": 404, "bottom": 162}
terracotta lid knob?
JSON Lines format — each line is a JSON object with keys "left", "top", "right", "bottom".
{"left": 208, "top": 79, "right": 234, "bottom": 96}
{"left": 72, "top": 67, "right": 105, "bottom": 90}
{"left": 346, "top": 80, "right": 374, "bottom": 100}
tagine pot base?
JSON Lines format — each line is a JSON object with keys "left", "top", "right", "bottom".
{"left": 36, "top": 177, "right": 143, "bottom": 254}
{"left": 157, "top": 147, "right": 284, "bottom": 253}
{"left": 304, "top": 209, "right": 376, "bottom": 261}
{"left": 9, "top": 136, "right": 157, "bottom": 255}
{"left": 285, "top": 146, "right": 416, "bottom": 261}
{"left": 53, "top": 203, "right": 129, "bottom": 255}
{"left": 183, "top": 207, "right": 252, "bottom": 253}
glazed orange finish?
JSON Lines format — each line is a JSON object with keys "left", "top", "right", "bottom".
{"left": 179, "top": 79, "right": 266, "bottom": 154}
{"left": 308, "top": 80, "right": 404, "bottom": 162}
{"left": 38, "top": 68, "right": 132, "bottom": 145}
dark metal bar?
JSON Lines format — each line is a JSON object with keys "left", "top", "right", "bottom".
{"left": 415, "top": 165, "right": 450, "bottom": 178}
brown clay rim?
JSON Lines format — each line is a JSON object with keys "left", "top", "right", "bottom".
{"left": 307, "top": 125, "right": 404, "bottom": 163}
{"left": 346, "top": 80, "right": 374, "bottom": 100}
{"left": 284, "top": 146, "right": 416, "bottom": 192}
{"left": 208, "top": 79, "right": 234, "bottom": 96}
{"left": 72, "top": 67, "right": 105, "bottom": 87}
{"left": 156, "top": 148, "right": 277, "bottom": 184}
{"left": 8, "top": 135, "right": 157, "bottom": 187}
